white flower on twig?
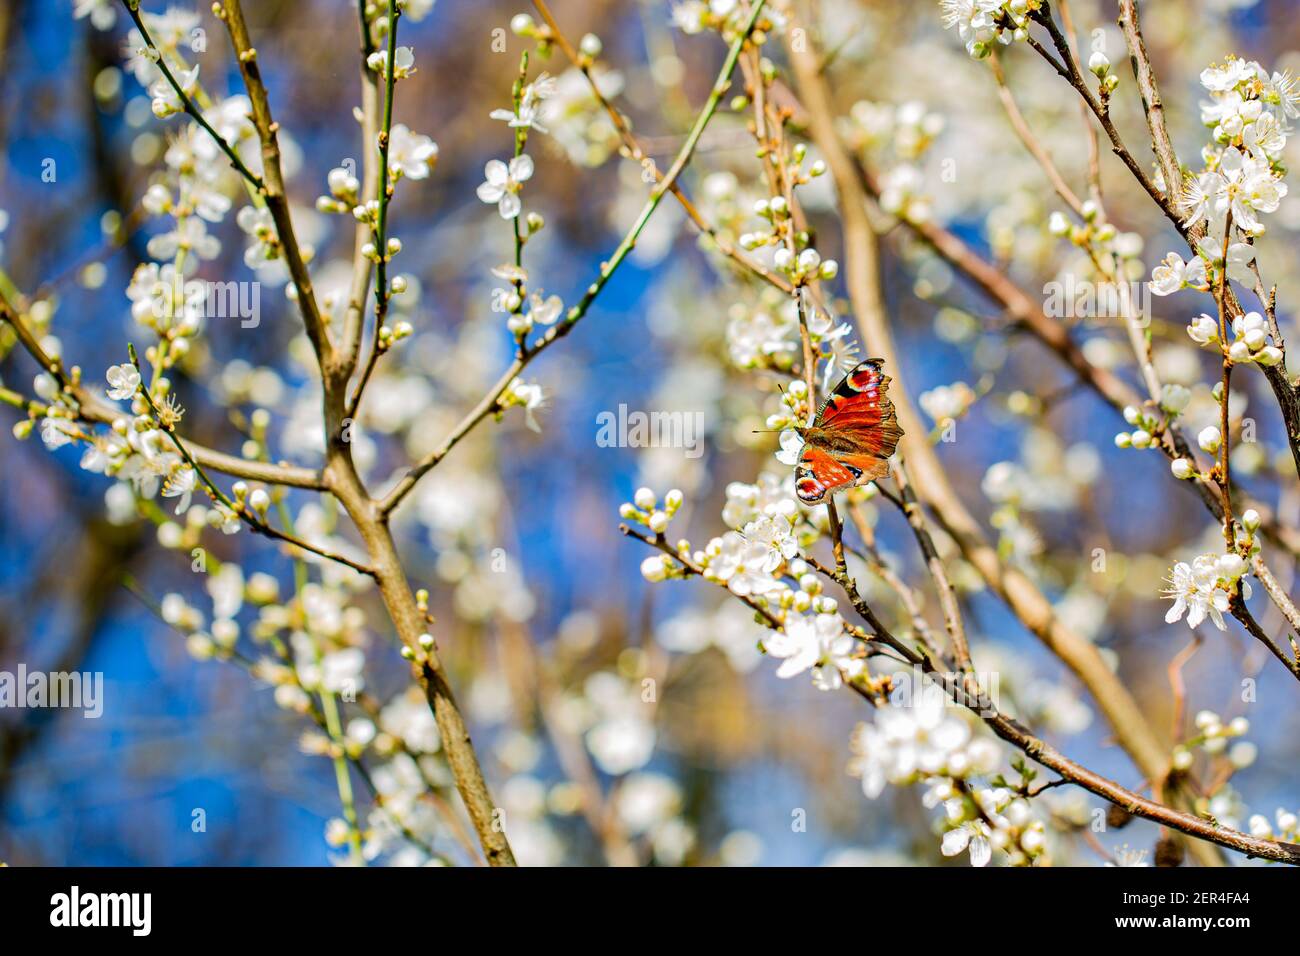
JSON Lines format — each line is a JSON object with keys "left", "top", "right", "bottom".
{"left": 385, "top": 124, "right": 439, "bottom": 180}
{"left": 476, "top": 156, "right": 534, "bottom": 219}
{"left": 106, "top": 364, "right": 141, "bottom": 401}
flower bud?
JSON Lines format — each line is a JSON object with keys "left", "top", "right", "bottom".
{"left": 640, "top": 556, "right": 668, "bottom": 583}
{"left": 1229, "top": 741, "right": 1257, "bottom": 769}
{"left": 1217, "top": 553, "right": 1246, "bottom": 579}
{"left": 248, "top": 488, "right": 271, "bottom": 515}
{"left": 1256, "top": 345, "right": 1283, "bottom": 366}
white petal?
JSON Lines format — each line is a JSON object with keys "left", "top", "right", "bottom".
{"left": 510, "top": 154, "right": 535, "bottom": 181}
{"left": 498, "top": 193, "right": 521, "bottom": 219}
{"left": 484, "top": 159, "right": 509, "bottom": 185}
{"left": 941, "top": 827, "right": 970, "bottom": 857}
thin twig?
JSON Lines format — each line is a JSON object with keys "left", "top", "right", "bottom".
{"left": 379, "top": 1, "right": 768, "bottom": 515}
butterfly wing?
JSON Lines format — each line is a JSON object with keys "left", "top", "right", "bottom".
{"left": 794, "top": 444, "right": 863, "bottom": 503}
{"left": 794, "top": 359, "right": 904, "bottom": 504}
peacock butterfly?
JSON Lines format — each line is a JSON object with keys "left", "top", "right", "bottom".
{"left": 793, "top": 358, "right": 904, "bottom": 504}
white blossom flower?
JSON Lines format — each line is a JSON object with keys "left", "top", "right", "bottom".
{"left": 762, "top": 613, "right": 857, "bottom": 688}
{"left": 941, "top": 820, "right": 992, "bottom": 867}
{"left": 1187, "top": 312, "right": 1219, "bottom": 346}
{"left": 938, "top": 0, "right": 1001, "bottom": 59}
{"left": 476, "top": 155, "right": 534, "bottom": 219}
{"left": 161, "top": 464, "right": 197, "bottom": 515}
{"left": 149, "top": 64, "right": 199, "bottom": 119}
{"left": 741, "top": 512, "right": 798, "bottom": 573}
{"left": 367, "top": 46, "right": 416, "bottom": 80}
{"left": 775, "top": 428, "right": 804, "bottom": 466}
{"left": 528, "top": 292, "right": 563, "bottom": 326}
{"left": 106, "top": 364, "right": 141, "bottom": 401}
{"left": 489, "top": 73, "right": 557, "bottom": 131}
{"left": 1161, "top": 553, "right": 1249, "bottom": 631}
{"left": 508, "top": 378, "right": 546, "bottom": 432}
{"left": 74, "top": 0, "right": 116, "bottom": 31}
{"left": 40, "top": 417, "right": 78, "bottom": 450}
{"left": 80, "top": 431, "right": 128, "bottom": 474}
{"left": 706, "top": 531, "right": 784, "bottom": 597}
{"left": 1148, "top": 252, "right": 1205, "bottom": 296}
{"left": 386, "top": 124, "right": 438, "bottom": 180}
{"left": 848, "top": 689, "right": 987, "bottom": 799}
{"left": 1215, "top": 146, "right": 1286, "bottom": 235}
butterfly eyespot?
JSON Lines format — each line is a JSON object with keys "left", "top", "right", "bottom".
{"left": 847, "top": 368, "right": 880, "bottom": 391}
{"left": 796, "top": 476, "right": 826, "bottom": 503}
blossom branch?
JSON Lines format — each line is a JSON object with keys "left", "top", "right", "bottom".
{"left": 1029, "top": 2, "right": 1300, "bottom": 483}
{"left": 370, "top": 0, "right": 401, "bottom": 353}
{"left": 119, "top": 0, "right": 263, "bottom": 189}
{"left": 125, "top": 577, "right": 448, "bottom": 863}
{"left": 378, "top": 0, "right": 768, "bottom": 516}
{"left": 785, "top": 20, "right": 1233, "bottom": 865}
{"left": 989, "top": 51, "right": 1084, "bottom": 216}
{"left": 1023, "top": 5, "right": 1178, "bottom": 227}
{"left": 890, "top": 465, "right": 974, "bottom": 674}
{"left": 213, "top": 0, "right": 333, "bottom": 369}
{"left": 127, "top": 345, "right": 377, "bottom": 578}
{"left": 623, "top": 520, "right": 1300, "bottom": 864}
{"left": 530, "top": 0, "right": 794, "bottom": 295}
{"left": 1116, "top": 0, "right": 1182, "bottom": 202}
{"left": 0, "top": 293, "right": 324, "bottom": 489}
{"left": 340, "top": 0, "right": 382, "bottom": 372}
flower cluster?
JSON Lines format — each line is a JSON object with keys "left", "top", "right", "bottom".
{"left": 622, "top": 486, "right": 686, "bottom": 539}
{"left": 1148, "top": 56, "right": 1296, "bottom": 306}
{"left": 1172, "top": 709, "right": 1254, "bottom": 772}
{"left": 939, "top": 0, "right": 1038, "bottom": 60}
{"left": 847, "top": 687, "right": 1048, "bottom": 866}
{"left": 1161, "top": 552, "right": 1251, "bottom": 631}
{"left": 1186, "top": 309, "right": 1284, "bottom": 366}
{"left": 1247, "top": 807, "right": 1300, "bottom": 842}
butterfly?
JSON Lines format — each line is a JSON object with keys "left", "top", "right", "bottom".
{"left": 793, "top": 358, "right": 904, "bottom": 504}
